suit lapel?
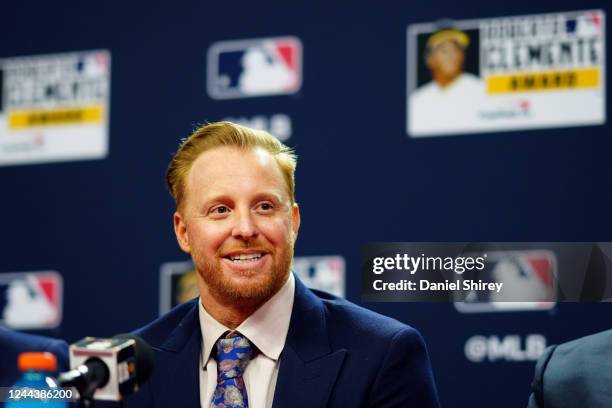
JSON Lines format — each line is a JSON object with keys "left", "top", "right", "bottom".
{"left": 146, "top": 278, "right": 346, "bottom": 408}
{"left": 273, "top": 346, "right": 346, "bottom": 408}
{"left": 149, "top": 302, "right": 201, "bottom": 408}
{"left": 273, "top": 277, "right": 347, "bottom": 408}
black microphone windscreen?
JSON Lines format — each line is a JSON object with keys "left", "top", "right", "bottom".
{"left": 113, "top": 334, "right": 154, "bottom": 386}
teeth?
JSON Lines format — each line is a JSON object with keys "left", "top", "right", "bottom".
{"left": 229, "top": 253, "right": 262, "bottom": 262}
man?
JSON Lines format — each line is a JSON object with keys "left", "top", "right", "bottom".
{"left": 124, "top": 122, "right": 439, "bottom": 407}
{"left": 527, "top": 328, "right": 612, "bottom": 408}
{"left": 0, "top": 327, "right": 69, "bottom": 387}
{"left": 409, "top": 28, "right": 485, "bottom": 135}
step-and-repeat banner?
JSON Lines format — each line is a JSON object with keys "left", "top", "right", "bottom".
{"left": 1, "top": 3, "right": 609, "bottom": 407}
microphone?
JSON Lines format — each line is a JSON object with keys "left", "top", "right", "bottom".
{"left": 58, "top": 334, "right": 154, "bottom": 403}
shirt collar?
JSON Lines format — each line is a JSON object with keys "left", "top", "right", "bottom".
{"left": 199, "top": 273, "right": 295, "bottom": 366}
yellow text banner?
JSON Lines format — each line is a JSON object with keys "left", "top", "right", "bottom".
{"left": 486, "top": 68, "right": 600, "bottom": 94}
{"left": 9, "top": 105, "right": 104, "bottom": 129}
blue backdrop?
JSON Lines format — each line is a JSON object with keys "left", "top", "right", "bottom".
{"left": 1, "top": 1, "right": 611, "bottom": 407}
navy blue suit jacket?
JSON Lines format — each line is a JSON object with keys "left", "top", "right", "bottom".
{"left": 123, "top": 276, "right": 439, "bottom": 407}
{"left": 0, "top": 327, "right": 69, "bottom": 387}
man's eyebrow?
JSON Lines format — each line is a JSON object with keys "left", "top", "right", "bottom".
{"left": 197, "top": 194, "right": 233, "bottom": 208}
{"left": 197, "top": 192, "right": 286, "bottom": 207}
{"left": 252, "top": 191, "right": 284, "bottom": 202}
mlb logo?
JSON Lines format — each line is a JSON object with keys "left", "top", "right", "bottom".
{"left": 77, "top": 50, "right": 110, "bottom": 77}
{"left": 567, "top": 10, "right": 604, "bottom": 36}
{"left": 293, "top": 255, "right": 345, "bottom": 298}
{"left": 207, "top": 36, "right": 302, "bottom": 99}
{"left": 0, "top": 271, "right": 63, "bottom": 329}
{"left": 455, "top": 250, "right": 556, "bottom": 313}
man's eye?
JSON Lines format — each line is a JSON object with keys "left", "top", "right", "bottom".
{"left": 259, "top": 203, "right": 274, "bottom": 211}
{"left": 211, "top": 206, "right": 229, "bottom": 214}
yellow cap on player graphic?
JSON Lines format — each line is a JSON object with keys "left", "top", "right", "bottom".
{"left": 427, "top": 29, "right": 470, "bottom": 49}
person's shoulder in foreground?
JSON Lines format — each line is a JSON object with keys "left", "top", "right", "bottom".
{"left": 527, "top": 328, "right": 612, "bottom": 408}
{"left": 126, "top": 276, "right": 439, "bottom": 408}
{"left": 0, "top": 326, "right": 69, "bottom": 386}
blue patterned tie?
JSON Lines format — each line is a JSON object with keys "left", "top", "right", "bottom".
{"left": 210, "top": 332, "right": 253, "bottom": 408}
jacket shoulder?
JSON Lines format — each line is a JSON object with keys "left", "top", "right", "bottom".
{"left": 545, "top": 328, "right": 612, "bottom": 378}
{"left": 131, "top": 299, "right": 198, "bottom": 348}
{"left": 310, "top": 289, "right": 419, "bottom": 342}
{"left": 554, "top": 328, "right": 612, "bottom": 357}
{"left": 0, "top": 328, "right": 69, "bottom": 384}
{"left": 307, "top": 289, "right": 438, "bottom": 407}
{"left": 529, "top": 329, "right": 612, "bottom": 407}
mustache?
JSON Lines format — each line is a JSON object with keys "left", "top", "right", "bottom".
{"left": 217, "top": 240, "right": 275, "bottom": 256}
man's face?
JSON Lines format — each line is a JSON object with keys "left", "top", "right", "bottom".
{"left": 173, "top": 146, "right": 300, "bottom": 307}
{"left": 427, "top": 40, "right": 465, "bottom": 83}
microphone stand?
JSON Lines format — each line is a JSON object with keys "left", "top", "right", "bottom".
{"left": 58, "top": 359, "right": 108, "bottom": 408}
{"left": 77, "top": 392, "right": 95, "bottom": 408}
{"left": 75, "top": 379, "right": 99, "bottom": 408}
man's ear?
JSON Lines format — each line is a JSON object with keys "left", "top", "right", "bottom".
{"left": 291, "top": 203, "right": 301, "bottom": 242}
{"left": 174, "top": 211, "right": 191, "bottom": 253}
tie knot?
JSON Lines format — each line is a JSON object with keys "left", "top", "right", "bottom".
{"left": 215, "top": 332, "right": 252, "bottom": 380}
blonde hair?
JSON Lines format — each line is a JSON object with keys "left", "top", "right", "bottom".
{"left": 166, "top": 121, "right": 297, "bottom": 209}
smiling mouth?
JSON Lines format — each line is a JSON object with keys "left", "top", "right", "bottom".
{"left": 225, "top": 253, "right": 264, "bottom": 263}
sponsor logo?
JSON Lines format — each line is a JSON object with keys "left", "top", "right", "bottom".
{"left": 0, "top": 271, "right": 63, "bottom": 330}
{"left": 465, "top": 334, "right": 547, "bottom": 362}
{"left": 407, "top": 10, "right": 605, "bottom": 137}
{"left": 454, "top": 250, "right": 556, "bottom": 313}
{"left": 159, "top": 255, "right": 344, "bottom": 314}
{"left": 207, "top": 36, "right": 302, "bottom": 99}
{"left": 0, "top": 50, "right": 111, "bottom": 166}
{"left": 292, "top": 256, "right": 345, "bottom": 298}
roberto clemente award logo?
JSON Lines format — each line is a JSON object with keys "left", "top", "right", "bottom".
{"left": 407, "top": 10, "right": 605, "bottom": 137}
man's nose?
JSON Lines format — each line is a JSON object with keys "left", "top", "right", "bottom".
{"left": 231, "top": 210, "right": 259, "bottom": 240}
